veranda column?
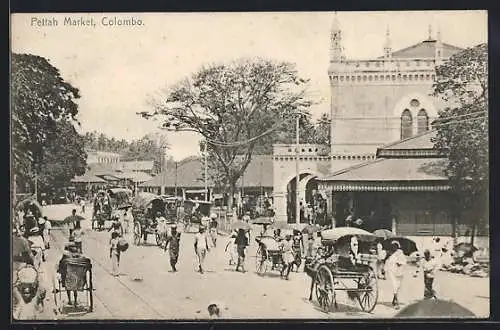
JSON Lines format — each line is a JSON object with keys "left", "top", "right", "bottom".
{"left": 325, "top": 188, "right": 333, "bottom": 227}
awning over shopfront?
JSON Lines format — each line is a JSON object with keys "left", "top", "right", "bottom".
{"left": 318, "top": 157, "right": 449, "bottom": 192}
{"left": 318, "top": 130, "right": 450, "bottom": 193}
{"left": 71, "top": 174, "right": 107, "bottom": 183}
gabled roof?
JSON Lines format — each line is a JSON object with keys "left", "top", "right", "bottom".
{"left": 119, "top": 160, "right": 155, "bottom": 171}
{"left": 113, "top": 171, "right": 153, "bottom": 183}
{"left": 71, "top": 173, "right": 107, "bottom": 183}
{"left": 380, "top": 39, "right": 463, "bottom": 59}
{"left": 319, "top": 157, "right": 448, "bottom": 182}
{"left": 140, "top": 155, "right": 273, "bottom": 189}
{"left": 379, "top": 130, "right": 436, "bottom": 150}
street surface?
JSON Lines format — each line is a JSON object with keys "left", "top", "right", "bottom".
{"left": 34, "top": 204, "right": 489, "bottom": 320}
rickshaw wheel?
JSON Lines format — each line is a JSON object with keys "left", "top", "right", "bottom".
{"left": 133, "top": 222, "right": 142, "bottom": 245}
{"left": 83, "top": 268, "right": 94, "bottom": 312}
{"left": 356, "top": 267, "right": 378, "bottom": 313}
{"left": 315, "top": 265, "right": 335, "bottom": 313}
{"left": 255, "top": 246, "right": 268, "bottom": 275}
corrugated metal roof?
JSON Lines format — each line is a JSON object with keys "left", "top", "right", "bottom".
{"left": 378, "top": 130, "right": 436, "bottom": 150}
{"left": 119, "top": 161, "right": 155, "bottom": 171}
{"left": 140, "top": 155, "right": 273, "bottom": 188}
{"left": 319, "top": 158, "right": 448, "bottom": 182}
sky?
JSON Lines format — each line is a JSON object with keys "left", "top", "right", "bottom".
{"left": 11, "top": 11, "right": 487, "bottom": 161}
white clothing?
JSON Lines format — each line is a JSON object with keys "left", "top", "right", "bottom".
{"left": 195, "top": 233, "right": 209, "bottom": 251}
{"left": 386, "top": 249, "right": 407, "bottom": 294}
{"left": 421, "top": 258, "right": 438, "bottom": 278}
{"left": 42, "top": 220, "right": 52, "bottom": 244}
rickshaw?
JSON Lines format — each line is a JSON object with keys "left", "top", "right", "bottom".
{"left": 182, "top": 199, "right": 212, "bottom": 233}
{"left": 162, "top": 196, "right": 182, "bottom": 224}
{"left": 254, "top": 233, "right": 287, "bottom": 276}
{"left": 92, "top": 190, "right": 111, "bottom": 231}
{"left": 53, "top": 256, "right": 94, "bottom": 315}
{"left": 107, "top": 188, "right": 133, "bottom": 210}
{"left": 131, "top": 192, "right": 168, "bottom": 246}
{"left": 15, "top": 198, "right": 45, "bottom": 269}
{"left": 305, "top": 227, "right": 379, "bottom": 313}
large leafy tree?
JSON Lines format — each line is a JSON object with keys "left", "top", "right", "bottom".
{"left": 37, "top": 120, "right": 87, "bottom": 192}
{"left": 142, "top": 58, "right": 312, "bottom": 208}
{"left": 431, "top": 43, "right": 488, "bottom": 244}
{"left": 11, "top": 53, "right": 85, "bottom": 197}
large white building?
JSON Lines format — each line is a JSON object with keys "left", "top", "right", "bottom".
{"left": 272, "top": 15, "right": 465, "bottom": 223}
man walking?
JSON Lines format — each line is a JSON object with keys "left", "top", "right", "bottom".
{"left": 166, "top": 225, "right": 181, "bottom": 272}
{"left": 421, "top": 249, "right": 438, "bottom": 299}
{"left": 386, "top": 241, "right": 407, "bottom": 309}
{"left": 194, "top": 226, "right": 210, "bottom": 274}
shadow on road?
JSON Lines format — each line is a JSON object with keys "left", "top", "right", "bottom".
{"left": 302, "top": 297, "right": 368, "bottom": 316}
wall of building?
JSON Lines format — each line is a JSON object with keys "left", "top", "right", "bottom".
{"left": 329, "top": 60, "right": 442, "bottom": 154}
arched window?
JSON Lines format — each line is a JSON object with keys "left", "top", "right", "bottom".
{"left": 401, "top": 109, "right": 413, "bottom": 139}
{"left": 417, "top": 109, "right": 429, "bottom": 134}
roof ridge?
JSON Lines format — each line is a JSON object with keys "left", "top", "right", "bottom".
{"left": 378, "top": 130, "right": 435, "bottom": 150}
{"left": 320, "top": 158, "right": 386, "bottom": 180}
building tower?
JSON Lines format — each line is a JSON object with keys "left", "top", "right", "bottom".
{"left": 383, "top": 26, "right": 392, "bottom": 59}
{"left": 435, "top": 26, "right": 444, "bottom": 65}
{"left": 329, "top": 13, "right": 344, "bottom": 154}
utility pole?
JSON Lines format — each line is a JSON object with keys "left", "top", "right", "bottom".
{"left": 174, "top": 161, "right": 178, "bottom": 197}
{"left": 204, "top": 141, "right": 208, "bottom": 202}
{"left": 295, "top": 114, "right": 301, "bottom": 224}
{"left": 34, "top": 172, "right": 38, "bottom": 202}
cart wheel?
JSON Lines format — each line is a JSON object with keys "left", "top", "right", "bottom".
{"left": 255, "top": 246, "right": 268, "bottom": 275}
{"left": 52, "top": 279, "right": 63, "bottom": 314}
{"left": 155, "top": 233, "right": 162, "bottom": 246}
{"left": 357, "top": 268, "right": 378, "bottom": 313}
{"left": 315, "top": 265, "right": 335, "bottom": 312}
{"left": 86, "top": 269, "right": 93, "bottom": 313}
{"left": 133, "top": 222, "right": 142, "bottom": 245}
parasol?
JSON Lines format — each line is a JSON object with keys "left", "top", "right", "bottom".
{"left": 229, "top": 220, "right": 251, "bottom": 231}
{"left": 250, "top": 217, "right": 273, "bottom": 225}
{"left": 63, "top": 214, "right": 86, "bottom": 224}
{"left": 395, "top": 299, "right": 476, "bottom": 318}
{"left": 271, "top": 221, "right": 292, "bottom": 230}
{"left": 289, "top": 223, "right": 307, "bottom": 231}
{"left": 381, "top": 237, "right": 418, "bottom": 256}
{"left": 373, "top": 229, "right": 395, "bottom": 240}
{"left": 302, "top": 224, "right": 321, "bottom": 235}
{"left": 15, "top": 199, "right": 43, "bottom": 219}
{"left": 320, "top": 227, "right": 375, "bottom": 242}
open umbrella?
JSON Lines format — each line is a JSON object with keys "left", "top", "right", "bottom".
{"left": 63, "top": 214, "right": 85, "bottom": 224}
{"left": 382, "top": 237, "right": 418, "bottom": 256}
{"left": 395, "top": 299, "right": 476, "bottom": 318}
{"left": 229, "top": 220, "right": 251, "bottom": 231}
{"left": 321, "top": 227, "right": 375, "bottom": 242}
{"left": 250, "top": 217, "right": 273, "bottom": 225}
{"left": 271, "top": 221, "right": 292, "bottom": 230}
{"left": 373, "top": 229, "right": 394, "bottom": 240}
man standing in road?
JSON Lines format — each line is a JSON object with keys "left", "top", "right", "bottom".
{"left": 166, "top": 225, "right": 181, "bottom": 272}
{"left": 194, "top": 226, "right": 210, "bottom": 274}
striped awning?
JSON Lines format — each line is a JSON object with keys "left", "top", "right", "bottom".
{"left": 318, "top": 181, "right": 450, "bottom": 192}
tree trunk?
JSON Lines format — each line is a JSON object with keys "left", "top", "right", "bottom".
{"left": 470, "top": 221, "right": 476, "bottom": 247}
{"left": 451, "top": 215, "right": 458, "bottom": 246}
{"left": 226, "top": 182, "right": 237, "bottom": 216}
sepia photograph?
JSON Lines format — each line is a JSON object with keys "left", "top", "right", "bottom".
{"left": 10, "top": 10, "right": 489, "bottom": 320}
